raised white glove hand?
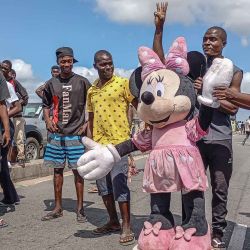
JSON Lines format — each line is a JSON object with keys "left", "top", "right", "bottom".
{"left": 77, "top": 137, "right": 121, "bottom": 181}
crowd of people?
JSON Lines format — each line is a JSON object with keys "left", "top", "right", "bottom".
{"left": 0, "top": 1, "right": 249, "bottom": 249}
{"left": 231, "top": 118, "right": 250, "bottom": 135}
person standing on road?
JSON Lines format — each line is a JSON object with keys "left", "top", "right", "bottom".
{"left": 194, "top": 27, "right": 243, "bottom": 248}
{"left": 86, "top": 50, "right": 135, "bottom": 246}
{"left": 0, "top": 70, "right": 11, "bottom": 227}
{"left": 242, "top": 116, "right": 250, "bottom": 145}
{"left": 241, "top": 121, "right": 245, "bottom": 135}
{"left": 36, "top": 65, "right": 60, "bottom": 99}
{"left": 41, "top": 47, "right": 90, "bottom": 223}
{"left": 0, "top": 67, "right": 21, "bottom": 206}
{"left": 240, "top": 121, "right": 245, "bottom": 135}
{"left": 2, "top": 60, "right": 28, "bottom": 167}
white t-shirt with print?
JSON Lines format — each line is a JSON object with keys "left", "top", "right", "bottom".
{"left": 6, "top": 81, "right": 18, "bottom": 110}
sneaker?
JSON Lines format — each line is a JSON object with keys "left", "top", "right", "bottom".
{"left": 211, "top": 234, "right": 226, "bottom": 249}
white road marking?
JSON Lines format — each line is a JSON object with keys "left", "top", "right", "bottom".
{"left": 227, "top": 223, "right": 247, "bottom": 250}
{"left": 15, "top": 171, "right": 73, "bottom": 187}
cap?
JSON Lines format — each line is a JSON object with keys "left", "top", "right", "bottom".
{"left": 56, "top": 47, "right": 78, "bottom": 63}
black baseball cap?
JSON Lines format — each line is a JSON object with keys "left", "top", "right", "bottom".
{"left": 56, "top": 47, "right": 78, "bottom": 63}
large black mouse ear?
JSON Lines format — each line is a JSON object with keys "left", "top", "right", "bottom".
{"left": 129, "top": 66, "right": 143, "bottom": 98}
{"left": 187, "top": 51, "right": 206, "bottom": 81}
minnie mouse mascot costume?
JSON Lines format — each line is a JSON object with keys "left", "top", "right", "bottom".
{"left": 77, "top": 3, "right": 233, "bottom": 249}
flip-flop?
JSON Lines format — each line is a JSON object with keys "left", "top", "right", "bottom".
{"left": 88, "top": 186, "right": 98, "bottom": 193}
{"left": 41, "top": 210, "right": 63, "bottom": 221}
{"left": 0, "top": 219, "right": 8, "bottom": 228}
{"left": 92, "top": 223, "right": 121, "bottom": 235}
{"left": 119, "top": 232, "right": 135, "bottom": 246}
{"left": 76, "top": 208, "right": 87, "bottom": 223}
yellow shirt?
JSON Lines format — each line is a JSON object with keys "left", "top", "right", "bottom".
{"left": 87, "top": 75, "right": 134, "bottom": 145}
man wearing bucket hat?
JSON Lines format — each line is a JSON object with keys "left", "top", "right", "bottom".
{"left": 41, "top": 47, "right": 91, "bottom": 223}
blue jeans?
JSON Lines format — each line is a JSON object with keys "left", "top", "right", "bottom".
{"left": 96, "top": 156, "right": 130, "bottom": 202}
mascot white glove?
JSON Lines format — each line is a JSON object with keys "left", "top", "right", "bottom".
{"left": 198, "top": 57, "right": 233, "bottom": 108}
{"left": 77, "top": 137, "right": 121, "bottom": 181}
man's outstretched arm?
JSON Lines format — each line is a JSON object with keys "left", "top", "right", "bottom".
{"left": 214, "top": 86, "right": 250, "bottom": 110}
{"left": 218, "top": 70, "right": 243, "bottom": 115}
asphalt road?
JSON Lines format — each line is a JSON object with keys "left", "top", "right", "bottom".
{"left": 1, "top": 134, "right": 250, "bottom": 250}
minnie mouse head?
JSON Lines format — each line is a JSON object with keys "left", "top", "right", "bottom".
{"left": 129, "top": 45, "right": 196, "bottom": 129}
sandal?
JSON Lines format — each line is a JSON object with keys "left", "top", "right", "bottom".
{"left": 120, "top": 232, "right": 135, "bottom": 246}
{"left": 0, "top": 219, "right": 8, "bottom": 228}
{"left": 88, "top": 186, "right": 98, "bottom": 193}
{"left": 92, "top": 223, "right": 121, "bottom": 235}
{"left": 17, "top": 159, "right": 26, "bottom": 168}
{"left": 41, "top": 210, "right": 63, "bottom": 221}
{"left": 76, "top": 208, "right": 87, "bottom": 223}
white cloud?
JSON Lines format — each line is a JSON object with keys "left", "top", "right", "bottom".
{"left": 94, "top": 0, "right": 250, "bottom": 45}
{"left": 95, "top": 0, "right": 157, "bottom": 24}
{"left": 12, "top": 59, "right": 35, "bottom": 83}
{"left": 73, "top": 66, "right": 134, "bottom": 83}
{"left": 73, "top": 66, "right": 98, "bottom": 83}
{"left": 114, "top": 68, "right": 134, "bottom": 79}
{"left": 11, "top": 59, "right": 42, "bottom": 102}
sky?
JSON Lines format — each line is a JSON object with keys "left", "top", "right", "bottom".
{"left": 1, "top": 0, "right": 250, "bottom": 120}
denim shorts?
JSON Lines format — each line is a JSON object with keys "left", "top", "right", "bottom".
{"left": 44, "top": 134, "right": 85, "bottom": 169}
{"left": 96, "top": 155, "right": 130, "bottom": 202}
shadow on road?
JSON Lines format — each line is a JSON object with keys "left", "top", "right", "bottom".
{"left": 43, "top": 198, "right": 94, "bottom": 213}
{"left": 243, "top": 227, "right": 250, "bottom": 249}
{"left": 0, "top": 204, "right": 15, "bottom": 216}
{"left": 74, "top": 228, "right": 121, "bottom": 239}
{"left": 239, "top": 212, "right": 250, "bottom": 218}
{"left": 0, "top": 194, "right": 25, "bottom": 216}
{"left": 73, "top": 213, "right": 182, "bottom": 240}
